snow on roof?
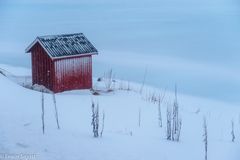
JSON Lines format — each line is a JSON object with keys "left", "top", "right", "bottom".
{"left": 25, "top": 33, "right": 98, "bottom": 58}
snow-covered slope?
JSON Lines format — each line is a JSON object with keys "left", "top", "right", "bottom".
{"left": 0, "top": 65, "right": 239, "bottom": 160}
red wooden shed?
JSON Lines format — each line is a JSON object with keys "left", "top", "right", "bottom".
{"left": 25, "top": 33, "right": 98, "bottom": 93}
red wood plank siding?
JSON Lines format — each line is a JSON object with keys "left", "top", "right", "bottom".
{"left": 53, "top": 55, "right": 92, "bottom": 92}
{"left": 31, "top": 43, "right": 54, "bottom": 91}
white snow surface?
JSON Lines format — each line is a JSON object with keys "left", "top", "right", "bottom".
{"left": 0, "top": 64, "right": 239, "bottom": 160}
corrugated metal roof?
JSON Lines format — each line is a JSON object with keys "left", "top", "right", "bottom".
{"left": 26, "top": 33, "right": 98, "bottom": 58}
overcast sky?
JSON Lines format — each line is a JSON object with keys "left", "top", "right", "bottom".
{"left": 1, "top": 0, "right": 240, "bottom": 104}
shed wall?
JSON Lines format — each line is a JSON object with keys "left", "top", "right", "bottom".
{"left": 31, "top": 43, "right": 54, "bottom": 91}
{"left": 53, "top": 55, "right": 92, "bottom": 92}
